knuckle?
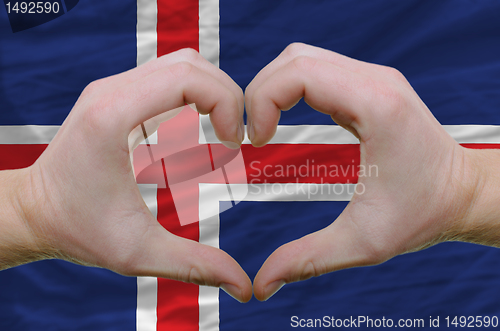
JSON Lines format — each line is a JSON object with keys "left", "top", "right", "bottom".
{"left": 168, "top": 61, "right": 194, "bottom": 80}
{"left": 369, "top": 81, "right": 408, "bottom": 119}
{"left": 81, "top": 91, "right": 119, "bottom": 134}
{"left": 177, "top": 47, "right": 200, "bottom": 62}
{"left": 292, "top": 55, "right": 317, "bottom": 72}
{"left": 378, "top": 84, "right": 404, "bottom": 107}
{"left": 173, "top": 264, "right": 207, "bottom": 286}
{"left": 187, "top": 266, "right": 205, "bottom": 285}
{"left": 78, "top": 77, "right": 122, "bottom": 134}
{"left": 378, "top": 65, "right": 407, "bottom": 84}
{"left": 299, "top": 260, "right": 324, "bottom": 281}
{"left": 81, "top": 78, "right": 106, "bottom": 98}
{"left": 284, "top": 42, "right": 308, "bottom": 58}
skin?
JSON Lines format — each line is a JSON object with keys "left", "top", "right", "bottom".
{"left": 246, "top": 43, "right": 500, "bottom": 300}
{"left": 1, "top": 43, "right": 499, "bottom": 304}
{"left": 0, "top": 48, "right": 252, "bottom": 303}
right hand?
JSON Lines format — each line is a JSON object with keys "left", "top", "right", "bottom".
{"left": 245, "top": 43, "right": 487, "bottom": 301}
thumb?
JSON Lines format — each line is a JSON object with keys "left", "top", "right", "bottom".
{"left": 253, "top": 213, "right": 380, "bottom": 301}
{"left": 126, "top": 223, "right": 253, "bottom": 303}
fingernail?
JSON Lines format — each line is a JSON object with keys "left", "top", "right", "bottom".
{"left": 263, "top": 280, "right": 285, "bottom": 301}
{"left": 220, "top": 283, "right": 244, "bottom": 303}
{"left": 237, "top": 121, "right": 245, "bottom": 143}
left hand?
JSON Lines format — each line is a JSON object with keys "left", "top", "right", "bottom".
{"left": 4, "top": 48, "right": 252, "bottom": 302}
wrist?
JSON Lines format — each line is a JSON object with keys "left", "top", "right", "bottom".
{"left": 453, "top": 147, "right": 500, "bottom": 247}
{"left": 0, "top": 167, "right": 46, "bottom": 269}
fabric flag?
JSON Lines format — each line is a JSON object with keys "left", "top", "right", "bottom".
{"left": 1, "top": 1, "right": 500, "bottom": 330}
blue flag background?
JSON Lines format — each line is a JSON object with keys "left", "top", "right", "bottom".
{"left": 1, "top": 0, "right": 500, "bottom": 330}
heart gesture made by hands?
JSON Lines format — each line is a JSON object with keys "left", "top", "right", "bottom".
{"left": 3, "top": 43, "right": 497, "bottom": 303}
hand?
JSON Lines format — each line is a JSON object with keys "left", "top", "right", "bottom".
{"left": 1, "top": 48, "right": 252, "bottom": 302}
{"left": 245, "top": 43, "right": 495, "bottom": 301}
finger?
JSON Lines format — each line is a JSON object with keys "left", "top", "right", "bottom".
{"left": 128, "top": 223, "right": 253, "bottom": 303}
{"left": 253, "top": 213, "right": 377, "bottom": 301}
{"left": 245, "top": 43, "right": 377, "bottom": 113}
{"left": 103, "top": 62, "right": 243, "bottom": 147}
{"left": 247, "top": 56, "right": 373, "bottom": 146}
{"left": 112, "top": 49, "right": 244, "bottom": 118}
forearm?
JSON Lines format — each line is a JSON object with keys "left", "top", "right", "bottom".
{"left": 457, "top": 148, "right": 500, "bottom": 247}
{"left": 0, "top": 168, "right": 43, "bottom": 269}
